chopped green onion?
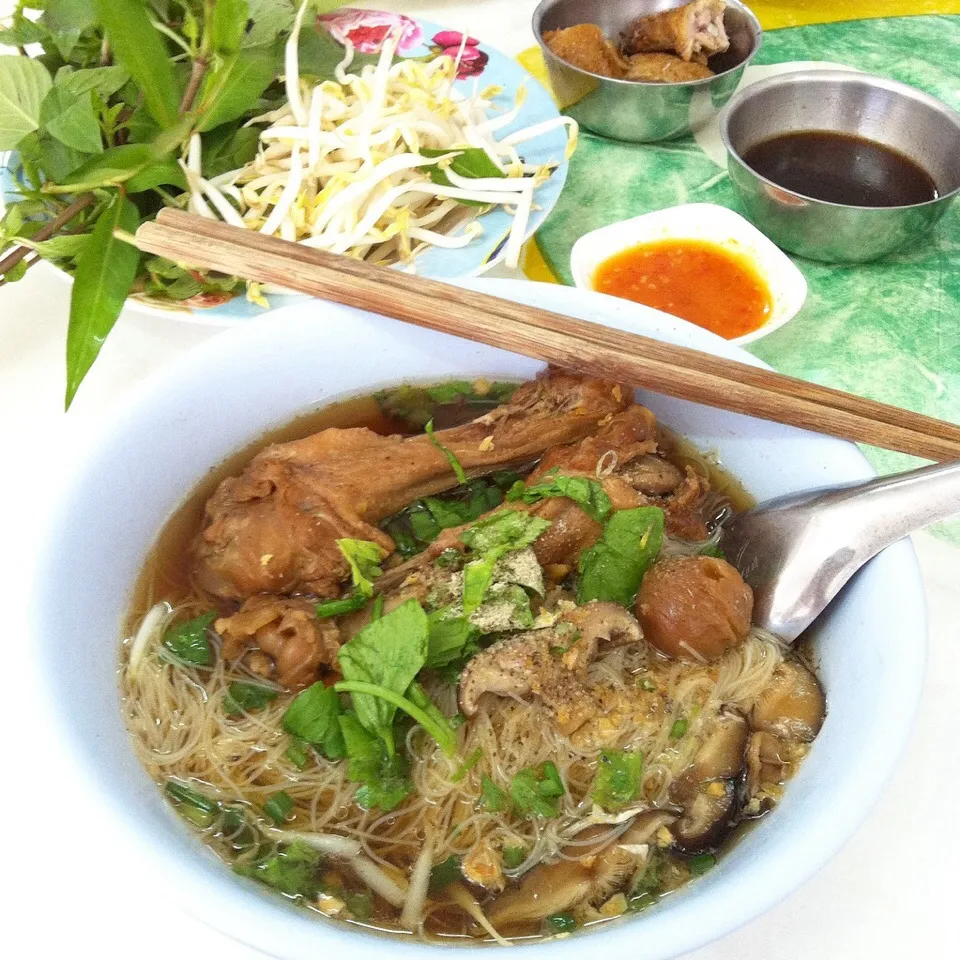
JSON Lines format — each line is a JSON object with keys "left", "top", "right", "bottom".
{"left": 451, "top": 747, "right": 483, "bottom": 783}
{"left": 315, "top": 594, "right": 367, "bottom": 618}
{"left": 510, "top": 762, "right": 565, "bottom": 818}
{"left": 263, "top": 790, "right": 294, "bottom": 825}
{"left": 480, "top": 775, "right": 508, "bottom": 812}
{"left": 545, "top": 912, "right": 577, "bottom": 933}
{"left": 639, "top": 676, "right": 658, "bottom": 692}
{"left": 670, "top": 718, "right": 688, "bottom": 739}
{"left": 688, "top": 852, "right": 717, "bottom": 876}
{"left": 371, "top": 594, "right": 384, "bottom": 621}
{"left": 428, "top": 855, "right": 462, "bottom": 892}
{"left": 344, "top": 890, "right": 373, "bottom": 920}
{"left": 425, "top": 418, "right": 467, "bottom": 484}
{"left": 166, "top": 779, "right": 219, "bottom": 814}
{"left": 502, "top": 845, "right": 526, "bottom": 869}
{"left": 285, "top": 737, "right": 310, "bottom": 770}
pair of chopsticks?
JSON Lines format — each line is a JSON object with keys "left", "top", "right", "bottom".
{"left": 134, "top": 208, "right": 960, "bottom": 462}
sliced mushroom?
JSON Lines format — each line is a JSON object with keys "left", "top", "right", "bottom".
{"left": 669, "top": 710, "right": 748, "bottom": 853}
{"left": 488, "top": 812, "right": 676, "bottom": 930}
{"left": 458, "top": 603, "right": 643, "bottom": 734}
{"left": 750, "top": 660, "right": 825, "bottom": 742}
{"left": 746, "top": 731, "right": 793, "bottom": 797}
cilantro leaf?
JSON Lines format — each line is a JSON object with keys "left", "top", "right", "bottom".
{"left": 336, "top": 599, "right": 428, "bottom": 748}
{"left": 577, "top": 507, "right": 665, "bottom": 606}
{"left": 429, "top": 856, "right": 462, "bottom": 892}
{"left": 336, "top": 538, "right": 385, "bottom": 598}
{"left": 339, "top": 712, "right": 411, "bottom": 811}
{"left": 480, "top": 775, "right": 508, "bottom": 812}
{"left": 162, "top": 612, "right": 216, "bottom": 665}
{"left": 460, "top": 510, "right": 551, "bottom": 614}
{"left": 591, "top": 749, "right": 644, "bottom": 811}
{"left": 282, "top": 681, "right": 341, "bottom": 746}
{"left": 224, "top": 681, "right": 279, "bottom": 716}
{"left": 507, "top": 472, "right": 613, "bottom": 524}
{"left": 426, "top": 609, "right": 480, "bottom": 668}
{"left": 510, "top": 762, "right": 565, "bottom": 818}
{"left": 233, "top": 840, "right": 324, "bottom": 898}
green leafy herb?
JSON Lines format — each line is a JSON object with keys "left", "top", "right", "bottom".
{"left": 502, "top": 845, "right": 526, "bottom": 869}
{"left": 196, "top": 41, "right": 279, "bottom": 132}
{"left": 371, "top": 593, "right": 384, "bottom": 621}
{"left": 282, "top": 681, "right": 341, "bottom": 745}
{"left": 545, "top": 912, "right": 577, "bottom": 933}
{"left": 336, "top": 538, "right": 385, "bottom": 598}
{"left": 425, "top": 418, "right": 467, "bottom": 484}
{"left": 93, "top": 0, "right": 180, "bottom": 128}
{"left": 699, "top": 541, "right": 726, "bottom": 559}
{"left": 375, "top": 380, "right": 518, "bottom": 429}
{"left": 451, "top": 747, "right": 483, "bottom": 783}
{"left": 263, "top": 790, "right": 294, "bottom": 825}
{"left": 65, "top": 191, "right": 140, "bottom": 407}
{"left": 285, "top": 737, "right": 310, "bottom": 770}
{"left": 0, "top": 57, "right": 53, "bottom": 150}
{"left": 577, "top": 507, "right": 665, "bottom": 607}
{"left": 507, "top": 471, "right": 613, "bottom": 524}
{"left": 480, "top": 775, "right": 508, "bottom": 813}
{"left": 428, "top": 855, "right": 462, "bottom": 893}
{"left": 426, "top": 610, "right": 480, "bottom": 668}
{"left": 234, "top": 840, "right": 324, "bottom": 899}
{"left": 421, "top": 147, "right": 510, "bottom": 208}
{"left": 592, "top": 749, "right": 643, "bottom": 811}
{"left": 336, "top": 599, "right": 428, "bottom": 750}
{"left": 510, "top": 762, "right": 565, "bottom": 818}
{"left": 460, "top": 510, "right": 552, "bottom": 614}
{"left": 162, "top": 611, "right": 216, "bottom": 666}
{"left": 344, "top": 890, "right": 373, "bottom": 920}
{"left": 669, "top": 718, "right": 688, "bottom": 739}
{"left": 688, "top": 852, "right": 717, "bottom": 876}
{"left": 315, "top": 594, "right": 367, "bottom": 618}
{"left": 639, "top": 676, "right": 658, "bottom": 692}
{"left": 224, "top": 681, "right": 279, "bottom": 716}
{"left": 338, "top": 712, "right": 411, "bottom": 811}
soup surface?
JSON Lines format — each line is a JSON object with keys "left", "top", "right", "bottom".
{"left": 740, "top": 130, "right": 938, "bottom": 208}
{"left": 122, "top": 374, "right": 823, "bottom": 942}
{"left": 591, "top": 240, "right": 773, "bottom": 339}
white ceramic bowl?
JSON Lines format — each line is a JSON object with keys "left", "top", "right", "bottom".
{"left": 570, "top": 203, "right": 808, "bottom": 345}
{"left": 30, "top": 280, "right": 924, "bottom": 960}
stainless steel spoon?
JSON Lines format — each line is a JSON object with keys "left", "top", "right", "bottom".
{"left": 720, "top": 460, "right": 960, "bottom": 642}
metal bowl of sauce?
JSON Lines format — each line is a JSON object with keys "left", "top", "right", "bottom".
{"left": 720, "top": 69, "right": 960, "bottom": 263}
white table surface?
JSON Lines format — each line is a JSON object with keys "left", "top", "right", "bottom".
{"left": 2, "top": 2, "right": 958, "bottom": 958}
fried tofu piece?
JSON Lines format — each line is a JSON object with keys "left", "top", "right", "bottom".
{"left": 544, "top": 24, "right": 626, "bottom": 79}
{"left": 622, "top": 0, "right": 729, "bottom": 62}
{"left": 623, "top": 52, "right": 715, "bottom": 83}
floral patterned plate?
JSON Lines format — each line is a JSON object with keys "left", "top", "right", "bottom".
{"left": 2, "top": 8, "right": 570, "bottom": 326}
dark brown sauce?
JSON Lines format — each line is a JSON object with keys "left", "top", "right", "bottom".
{"left": 741, "top": 130, "right": 938, "bottom": 207}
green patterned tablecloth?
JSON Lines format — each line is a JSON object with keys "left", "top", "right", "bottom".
{"left": 536, "top": 16, "right": 960, "bottom": 541}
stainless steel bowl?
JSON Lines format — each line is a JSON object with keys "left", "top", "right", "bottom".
{"left": 721, "top": 70, "right": 960, "bottom": 263}
{"left": 533, "top": 0, "right": 762, "bottom": 143}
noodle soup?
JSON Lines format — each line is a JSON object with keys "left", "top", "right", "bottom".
{"left": 121, "top": 373, "right": 824, "bottom": 942}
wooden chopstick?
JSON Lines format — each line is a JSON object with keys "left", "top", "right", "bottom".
{"left": 134, "top": 210, "right": 960, "bottom": 462}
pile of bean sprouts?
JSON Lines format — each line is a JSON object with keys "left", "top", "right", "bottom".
{"left": 178, "top": 1, "right": 577, "bottom": 286}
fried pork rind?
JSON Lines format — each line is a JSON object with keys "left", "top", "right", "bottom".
{"left": 623, "top": 52, "right": 715, "bottom": 83}
{"left": 622, "top": 0, "right": 729, "bottom": 63}
{"left": 543, "top": 24, "right": 627, "bottom": 79}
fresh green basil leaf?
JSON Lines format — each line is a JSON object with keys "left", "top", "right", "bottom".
{"left": 162, "top": 612, "right": 216, "bottom": 666}
{"left": 223, "top": 681, "right": 279, "bottom": 716}
{"left": 65, "top": 191, "right": 140, "bottom": 406}
{"left": 282, "top": 681, "right": 341, "bottom": 744}
{"left": 336, "top": 538, "right": 385, "bottom": 598}
{"left": 421, "top": 146, "right": 507, "bottom": 207}
{"left": 210, "top": 0, "right": 250, "bottom": 55}
{"left": 0, "top": 57, "right": 53, "bottom": 150}
{"left": 93, "top": 0, "right": 180, "bottom": 128}
{"left": 507, "top": 472, "right": 613, "bottom": 524}
{"left": 337, "top": 599, "right": 428, "bottom": 745}
{"left": 577, "top": 507, "right": 665, "bottom": 607}
{"left": 44, "top": 0, "right": 97, "bottom": 60}
{"left": 45, "top": 142, "right": 154, "bottom": 192}
{"left": 591, "top": 749, "right": 643, "bottom": 811}
{"left": 195, "top": 42, "right": 279, "bottom": 132}
{"left": 124, "top": 159, "right": 187, "bottom": 193}
{"left": 21, "top": 233, "right": 91, "bottom": 262}
{"left": 201, "top": 124, "right": 260, "bottom": 178}
{"left": 41, "top": 85, "right": 102, "bottom": 154}
{"left": 54, "top": 64, "right": 129, "bottom": 99}
{"left": 0, "top": 14, "right": 50, "bottom": 47}
{"left": 246, "top": 0, "right": 296, "bottom": 47}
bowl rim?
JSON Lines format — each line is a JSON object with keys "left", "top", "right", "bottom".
{"left": 719, "top": 68, "right": 960, "bottom": 211}
{"left": 28, "top": 279, "right": 927, "bottom": 960}
{"left": 532, "top": 0, "right": 763, "bottom": 88}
